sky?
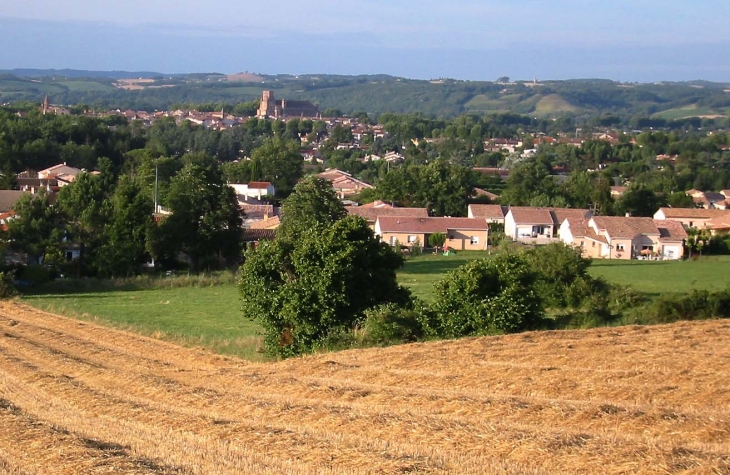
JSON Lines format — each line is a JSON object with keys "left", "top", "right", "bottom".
{"left": 0, "top": 1, "right": 729, "bottom": 82}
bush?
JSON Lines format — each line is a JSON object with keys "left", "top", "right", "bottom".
{"left": 430, "top": 253, "right": 544, "bottom": 337}
{"left": 363, "top": 303, "right": 425, "bottom": 344}
{"left": 0, "top": 272, "right": 17, "bottom": 299}
{"left": 654, "top": 289, "right": 730, "bottom": 323}
{"left": 18, "top": 265, "right": 52, "bottom": 286}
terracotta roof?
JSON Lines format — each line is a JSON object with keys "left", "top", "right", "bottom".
{"left": 241, "top": 229, "right": 276, "bottom": 242}
{"left": 357, "top": 200, "right": 393, "bottom": 210}
{"left": 473, "top": 188, "right": 500, "bottom": 200}
{"left": 549, "top": 208, "right": 591, "bottom": 226}
{"left": 349, "top": 207, "right": 428, "bottom": 222}
{"left": 468, "top": 204, "right": 505, "bottom": 219}
{"left": 656, "top": 207, "right": 730, "bottom": 219}
{"left": 248, "top": 181, "right": 272, "bottom": 189}
{"left": 241, "top": 204, "right": 275, "bottom": 219}
{"left": 592, "top": 216, "right": 659, "bottom": 239}
{"left": 564, "top": 218, "right": 591, "bottom": 238}
{"left": 507, "top": 207, "right": 554, "bottom": 225}
{"left": 377, "top": 217, "right": 488, "bottom": 234}
{"left": 654, "top": 219, "right": 688, "bottom": 242}
{"left": 248, "top": 216, "right": 280, "bottom": 230}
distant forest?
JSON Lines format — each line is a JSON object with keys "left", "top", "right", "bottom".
{"left": 1, "top": 70, "right": 730, "bottom": 122}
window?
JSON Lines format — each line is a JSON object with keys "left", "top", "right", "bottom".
{"left": 616, "top": 244, "right": 624, "bottom": 251}
{"left": 580, "top": 241, "right": 584, "bottom": 247}
{"left": 407, "top": 235, "right": 417, "bottom": 243}
{"left": 470, "top": 236, "right": 479, "bottom": 245}
{"left": 389, "top": 236, "right": 397, "bottom": 246}
{"left": 592, "top": 241, "right": 596, "bottom": 248}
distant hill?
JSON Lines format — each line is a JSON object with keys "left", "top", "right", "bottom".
{"left": 1, "top": 69, "right": 729, "bottom": 119}
{"left": 0, "top": 68, "right": 170, "bottom": 79}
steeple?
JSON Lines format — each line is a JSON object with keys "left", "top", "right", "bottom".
{"left": 41, "top": 95, "right": 50, "bottom": 115}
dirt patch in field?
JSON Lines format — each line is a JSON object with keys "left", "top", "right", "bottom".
{"left": 0, "top": 300, "right": 729, "bottom": 474}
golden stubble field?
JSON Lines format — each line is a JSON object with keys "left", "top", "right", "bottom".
{"left": 0, "top": 301, "right": 729, "bottom": 474}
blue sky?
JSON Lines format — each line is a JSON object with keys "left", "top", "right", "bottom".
{"left": 0, "top": 1, "right": 728, "bottom": 82}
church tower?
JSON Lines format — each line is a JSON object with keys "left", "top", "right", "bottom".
{"left": 41, "top": 95, "right": 50, "bottom": 115}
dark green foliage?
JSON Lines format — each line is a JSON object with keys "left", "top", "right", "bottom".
{"left": 374, "top": 160, "right": 473, "bottom": 216}
{"left": 525, "top": 243, "right": 598, "bottom": 308}
{"left": 428, "top": 232, "right": 446, "bottom": 250}
{"left": 0, "top": 271, "right": 17, "bottom": 299}
{"left": 7, "top": 189, "right": 64, "bottom": 265}
{"left": 429, "top": 253, "right": 544, "bottom": 337}
{"left": 155, "top": 163, "right": 243, "bottom": 271}
{"left": 277, "top": 176, "right": 348, "bottom": 244}
{"left": 363, "top": 303, "right": 426, "bottom": 344}
{"left": 653, "top": 289, "right": 730, "bottom": 323}
{"left": 240, "top": 216, "right": 409, "bottom": 357}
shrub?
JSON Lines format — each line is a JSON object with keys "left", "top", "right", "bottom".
{"left": 0, "top": 272, "right": 17, "bottom": 299}
{"left": 430, "top": 253, "right": 544, "bottom": 337}
{"left": 363, "top": 303, "right": 425, "bottom": 344}
{"left": 653, "top": 288, "right": 730, "bottom": 323}
{"left": 410, "top": 237, "right": 422, "bottom": 256}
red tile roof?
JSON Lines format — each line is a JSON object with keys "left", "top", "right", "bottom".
{"left": 248, "top": 181, "right": 272, "bottom": 189}
{"left": 377, "top": 217, "right": 488, "bottom": 233}
{"left": 507, "top": 207, "right": 554, "bottom": 225}
{"left": 657, "top": 207, "right": 730, "bottom": 219}
{"left": 468, "top": 204, "right": 505, "bottom": 219}
{"left": 592, "top": 216, "right": 659, "bottom": 239}
{"left": 349, "top": 207, "right": 428, "bottom": 222}
{"left": 654, "top": 219, "right": 688, "bottom": 242}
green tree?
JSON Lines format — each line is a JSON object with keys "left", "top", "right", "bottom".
{"left": 667, "top": 191, "right": 695, "bottom": 208}
{"left": 277, "top": 176, "right": 348, "bottom": 244}
{"left": 614, "top": 185, "right": 666, "bottom": 217}
{"left": 428, "top": 232, "right": 446, "bottom": 252}
{"left": 240, "top": 216, "right": 409, "bottom": 357}
{"left": 156, "top": 164, "right": 243, "bottom": 270}
{"left": 95, "top": 178, "right": 154, "bottom": 277}
{"left": 250, "top": 137, "right": 303, "bottom": 197}
{"left": 7, "top": 190, "right": 63, "bottom": 265}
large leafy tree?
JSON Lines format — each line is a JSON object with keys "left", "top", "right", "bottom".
{"left": 250, "top": 137, "right": 303, "bottom": 197}
{"left": 375, "top": 160, "right": 473, "bottom": 216}
{"left": 240, "top": 181, "right": 409, "bottom": 357}
{"left": 95, "top": 178, "right": 154, "bottom": 277}
{"left": 56, "top": 172, "right": 110, "bottom": 273}
{"left": 156, "top": 163, "right": 242, "bottom": 271}
{"left": 241, "top": 217, "right": 409, "bottom": 357}
{"left": 277, "top": 176, "right": 348, "bottom": 243}
{"left": 7, "top": 190, "right": 64, "bottom": 265}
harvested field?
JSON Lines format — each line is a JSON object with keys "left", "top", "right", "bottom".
{"left": 0, "top": 301, "right": 729, "bottom": 474}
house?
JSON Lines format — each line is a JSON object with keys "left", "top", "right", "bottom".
{"left": 230, "top": 181, "right": 276, "bottom": 202}
{"left": 348, "top": 203, "right": 428, "bottom": 229}
{"left": 37, "top": 163, "right": 82, "bottom": 182}
{"left": 505, "top": 207, "right": 555, "bottom": 240}
{"left": 560, "top": 216, "right": 687, "bottom": 260}
{"left": 472, "top": 188, "right": 500, "bottom": 201}
{"left": 374, "top": 217, "right": 489, "bottom": 251}
{"left": 247, "top": 215, "right": 280, "bottom": 230}
{"left": 610, "top": 186, "right": 627, "bottom": 198}
{"left": 240, "top": 203, "right": 278, "bottom": 227}
{"left": 317, "top": 169, "right": 374, "bottom": 198}
{"left": 467, "top": 204, "right": 506, "bottom": 224}
{"left": 0, "top": 191, "right": 29, "bottom": 213}
{"left": 503, "top": 207, "right": 591, "bottom": 241}
{"left": 653, "top": 207, "right": 730, "bottom": 229}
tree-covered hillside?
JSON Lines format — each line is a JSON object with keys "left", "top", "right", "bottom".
{"left": 1, "top": 71, "right": 729, "bottom": 120}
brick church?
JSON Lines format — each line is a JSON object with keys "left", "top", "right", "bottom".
{"left": 256, "top": 91, "right": 319, "bottom": 119}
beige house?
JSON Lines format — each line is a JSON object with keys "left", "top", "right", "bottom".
{"left": 653, "top": 207, "right": 730, "bottom": 230}
{"left": 560, "top": 216, "right": 687, "bottom": 260}
{"left": 374, "top": 217, "right": 489, "bottom": 251}
{"left": 317, "top": 169, "right": 374, "bottom": 198}
{"left": 348, "top": 202, "right": 428, "bottom": 229}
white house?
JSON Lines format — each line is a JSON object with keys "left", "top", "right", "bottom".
{"left": 229, "top": 181, "right": 276, "bottom": 202}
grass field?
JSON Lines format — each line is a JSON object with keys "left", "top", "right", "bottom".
{"left": 23, "top": 285, "right": 263, "bottom": 360}
{"left": 21, "top": 253, "right": 730, "bottom": 360}
{"left": 1, "top": 300, "right": 729, "bottom": 473}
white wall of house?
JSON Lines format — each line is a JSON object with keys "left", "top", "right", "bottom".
{"left": 661, "top": 244, "right": 682, "bottom": 260}
{"left": 504, "top": 212, "right": 517, "bottom": 238}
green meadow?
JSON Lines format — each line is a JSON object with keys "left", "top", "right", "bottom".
{"left": 22, "top": 253, "right": 730, "bottom": 359}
